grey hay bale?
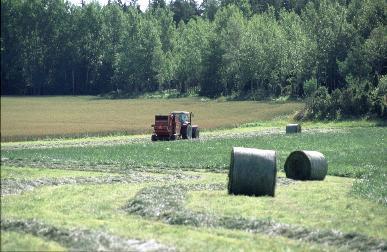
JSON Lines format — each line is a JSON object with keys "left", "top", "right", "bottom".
{"left": 286, "top": 124, "right": 301, "bottom": 133}
{"left": 284, "top": 151, "right": 328, "bottom": 180}
{"left": 228, "top": 147, "right": 277, "bottom": 197}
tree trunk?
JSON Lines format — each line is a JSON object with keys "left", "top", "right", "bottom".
{"left": 86, "top": 68, "right": 89, "bottom": 93}
{"left": 72, "top": 69, "right": 75, "bottom": 96}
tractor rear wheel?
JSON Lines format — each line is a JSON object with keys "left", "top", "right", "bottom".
{"left": 182, "top": 125, "right": 192, "bottom": 139}
{"left": 192, "top": 126, "right": 199, "bottom": 139}
{"left": 151, "top": 134, "right": 157, "bottom": 141}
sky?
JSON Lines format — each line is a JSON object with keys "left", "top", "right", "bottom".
{"left": 68, "top": 0, "right": 203, "bottom": 12}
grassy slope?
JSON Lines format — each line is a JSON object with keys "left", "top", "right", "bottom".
{"left": 1, "top": 96, "right": 302, "bottom": 141}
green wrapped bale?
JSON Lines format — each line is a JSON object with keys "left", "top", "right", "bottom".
{"left": 286, "top": 124, "right": 301, "bottom": 133}
{"left": 284, "top": 151, "right": 328, "bottom": 180}
{"left": 228, "top": 147, "right": 277, "bottom": 197}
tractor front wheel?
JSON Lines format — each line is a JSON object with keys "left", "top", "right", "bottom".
{"left": 151, "top": 134, "right": 157, "bottom": 141}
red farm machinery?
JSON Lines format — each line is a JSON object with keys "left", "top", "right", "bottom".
{"left": 151, "top": 111, "right": 199, "bottom": 141}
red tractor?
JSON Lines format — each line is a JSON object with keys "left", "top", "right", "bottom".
{"left": 151, "top": 111, "right": 199, "bottom": 141}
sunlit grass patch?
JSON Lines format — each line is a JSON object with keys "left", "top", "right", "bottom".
{"left": 352, "top": 165, "right": 387, "bottom": 205}
{"left": 186, "top": 175, "right": 387, "bottom": 240}
{"left": 1, "top": 231, "right": 65, "bottom": 251}
{"left": 1, "top": 184, "right": 145, "bottom": 223}
{"left": 1, "top": 183, "right": 328, "bottom": 251}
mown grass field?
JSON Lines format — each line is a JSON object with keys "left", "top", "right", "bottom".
{"left": 1, "top": 97, "right": 386, "bottom": 251}
{"left": 1, "top": 96, "right": 302, "bottom": 141}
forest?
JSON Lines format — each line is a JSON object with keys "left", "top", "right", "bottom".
{"left": 1, "top": 0, "right": 386, "bottom": 119}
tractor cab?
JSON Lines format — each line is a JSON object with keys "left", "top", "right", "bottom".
{"left": 171, "top": 111, "right": 191, "bottom": 124}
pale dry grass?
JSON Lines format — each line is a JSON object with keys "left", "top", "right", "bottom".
{"left": 1, "top": 96, "right": 302, "bottom": 141}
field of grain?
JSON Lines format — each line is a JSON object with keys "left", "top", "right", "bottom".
{"left": 1, "top": 96, "right": 302, "bottom": 141}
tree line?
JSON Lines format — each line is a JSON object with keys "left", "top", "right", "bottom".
{"left": 1, "top": 0, "right": 386, "bottom": 118}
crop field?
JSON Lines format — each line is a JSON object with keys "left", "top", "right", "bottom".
{"left": 1, "top": 96, "right": 302, "bottom": 141}
{"left": 1, "top": 98, "right": 387, "bottom": 251}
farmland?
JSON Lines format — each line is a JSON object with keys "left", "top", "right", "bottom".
{"left": 1, "top": 96, "right": 302, "bottom": 141}
{"left": 1, "top": 97, "right": 386, "bottom": 251}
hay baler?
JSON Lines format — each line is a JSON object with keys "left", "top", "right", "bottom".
{"left": 151, "top": 111, "right": 199, "bottom": 141}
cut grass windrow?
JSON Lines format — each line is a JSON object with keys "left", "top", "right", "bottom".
{"left": 1, "top": 160, "right": 206, "bottom": 176}
{"left": 1, "top": 173, "right": 200, "bottom": 196}
{"left": 1, "top": 219, "right": 174, "bottom": 251}
{"left": 124, "top": 183, "right": 387, "bottom": 251}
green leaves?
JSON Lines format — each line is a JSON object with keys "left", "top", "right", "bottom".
{"left": 1, "top": 0, "right": 385, "bottom": 118}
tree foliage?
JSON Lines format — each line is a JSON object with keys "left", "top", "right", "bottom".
{"left": 1, "top": 0, "right": 386, "bottom": 118}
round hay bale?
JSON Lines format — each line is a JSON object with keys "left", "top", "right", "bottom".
{"left": 228, "top": 147, "right": 277, "bottom": 197}
{"left": 284, "top": 151, "right": 328, "bottom": 180}
{"left": 286, "top": 124, "right": 301, "bottom": 133}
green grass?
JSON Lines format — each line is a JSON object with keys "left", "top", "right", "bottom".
{"left": 0, "top": 177, "right": 364, "bottom": 251}
{"left": 2, "top": 126, "right": 386, "bottom": 205}
{"left": 1, "top": 181, "right": 328, "bottom": 251}
{"left": 2, "top": 171, "right": 385, "bottom": 251}
{"left": 352, "top": 166, "right": 387, "bottom": 205}
{"left": 1, "top": 96, "right": 302, "bottom": 141}
{"left": 186, "top": 175, "right": 387, "bottom": 239}
{"left": 238, "top": 117, "right": 382, "bottom": 129}
{"left": 3, "top": 127, "right": 385, "bottom": 178}
{"left": 1, "top": 231, "right": 65, "bottom": 251}
{"left": 1, "top": 120, "right": 386, "bottom": 250}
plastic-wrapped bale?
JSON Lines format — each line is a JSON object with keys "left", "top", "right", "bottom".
{"left": 286, "top": 124, "right": 301, "bottom": 133}
{"left": 284, "top": 151, "right": 328, "bottom": 180}
{"left": 228, "top": 147, "right": 277, "bottom": 197}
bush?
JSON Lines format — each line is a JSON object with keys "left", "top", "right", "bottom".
{"left": 305, "top": 77, "right": 386, "bottom": 120}
{"left": 306, "top": 86, "right": 331, "bottom": 119}
{"left": 281, "top": 85, "right": 292, "bottom": 96}
{"left": 329, "top": 89, "right": 343, "bottom": 119}
{"left": 369, "top": 75, "right": 387, "bottom": 118}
